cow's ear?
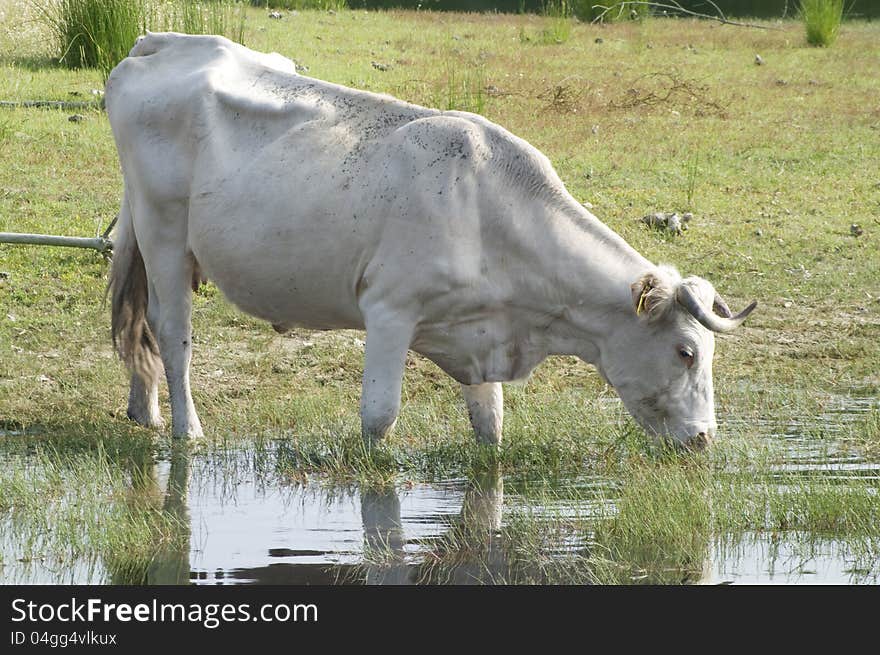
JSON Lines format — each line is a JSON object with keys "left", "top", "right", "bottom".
{"left": 630, "top": 274, "right": 655, "bottom": 316}
{"left": 631, "top": 273, "right": 672, "bottom": 320}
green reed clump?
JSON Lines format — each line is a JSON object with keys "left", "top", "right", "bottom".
{"left": 394, "top": 60, "right": 488, "bottom": 115}
{"left": 164, "top": 0, "right": 246, "bottom": 43}
{"left": 39, "top": 0, "right": 146, "bottom": 74}
{"left": 38, "top": 0, "right": 246, "bottom": 80}
{"left": 538, "top": 0, "right": 572, "bottom": 45}
{"left": 399, "top": 460, "right": 715, "bottom": 585}
{"left": 799, "top": 0, "right": 844, "bottom": 46}
{"left": 713, "top": 474, "right": 880, "bottom": 537}
{"left": 843, "top": 407, "right": 880, "bottom": 458}
{"left": 437, "top": 61, "right": 487, "bottom": 114}
{"left": 263, "top": 391, "right": 632, "bottom": 484}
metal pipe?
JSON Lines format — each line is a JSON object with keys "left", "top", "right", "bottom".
{"left": 0, "top": 232, "right": 112, "bottom": 253}
{"left": 0, "top": 101, "right": 101, "bottom": 110}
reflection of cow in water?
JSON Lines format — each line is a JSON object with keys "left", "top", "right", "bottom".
{"left": 107, "top": 443, "right": 191, "bottom": 584}
{"left": 108, "top": 453, "right": 510, "bottom": 585}
{"left": 359, "top": 467, "right": 507, "bottom": 585}
{"left": 109, "top": 453, "right": 710, "bottom": 585}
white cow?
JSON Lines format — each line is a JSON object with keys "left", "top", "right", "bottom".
{"left": 106, "top": 33, "right": 755, "bottom": 449}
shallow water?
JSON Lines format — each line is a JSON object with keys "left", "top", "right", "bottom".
{"left": 712, "top": 533, "right": 880, "bottom": 585}
{"left": 1, "top": 394, "right": 878, "bottom": 585}
{"left": 3, "top": 462, "right": 877, "bottom": 585}
{"left": 723, "top": 392, "right": 879, "bottom": 472}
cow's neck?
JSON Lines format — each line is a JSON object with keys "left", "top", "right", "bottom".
{"left": 512, "top": 197, "right": 651, "bottom": 368}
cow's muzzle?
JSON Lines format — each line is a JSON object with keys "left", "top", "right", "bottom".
{"left": 684, "top": 431, "right": 713, "bottom": 452}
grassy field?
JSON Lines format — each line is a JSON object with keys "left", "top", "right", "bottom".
{"left": 1, "top": 5, "right": 879, "bottom": 582}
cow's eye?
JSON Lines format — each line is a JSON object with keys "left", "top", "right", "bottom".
{"left": 678, "top": 347, "right": 695, "bottom": 368}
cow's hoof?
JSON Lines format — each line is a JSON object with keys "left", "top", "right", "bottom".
{"left": 171, "top": 425, "right": 205, "bottom": 440}
{"left": 474, "top": 435, "right": 502, "bottom": 448}
{"left": 361, "top": 432, "right": 387, "bottom": 450}
{"left": 126, "top": 411, "right": 166, "bottom": 430}
{"left": 361, "top": 413, "right": 397, "bottom": 447}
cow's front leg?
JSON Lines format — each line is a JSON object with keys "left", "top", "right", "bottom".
{"left": 462, "top": 382, "right": 504, "bottom": 446}
{"left": 360, "top": 317, "right": 413, "bottom": 445}
{"left": 151, "top": 254, "right": 203, "bottom": 439}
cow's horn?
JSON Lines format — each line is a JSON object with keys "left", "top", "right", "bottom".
{"left": 677, "top": 284, "right": 757, "bottom": 333}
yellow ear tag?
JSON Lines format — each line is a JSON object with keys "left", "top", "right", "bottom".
{"left": 636, "top": 288, "right": 649, "bottom": 316}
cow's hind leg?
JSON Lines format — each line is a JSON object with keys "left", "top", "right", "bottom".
{"left": 135, "top": 206, "right": 203, "bottom": 438}
{"left": 127, "top": 280, "right": 163, "bottom": 428}
{"left": 462, "top": 382, "right": 503, "bottom": 446}
{"left": 153, "top": 255, "right": 203, "bottom": 439}
{"left": 360, "top": 315, "right": 414, "bottom": 445}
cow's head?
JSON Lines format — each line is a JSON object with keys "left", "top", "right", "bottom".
{"left": 595, "top": 266, "right": 756, "bottom": 450}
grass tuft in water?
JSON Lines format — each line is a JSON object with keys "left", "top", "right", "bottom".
{"left": 845, "top": 407, "right": 880, "bottom": 458}
{"left": 592, "top": 460, "right": 711, "bottom": 582}
{"left": 0, "top": 445, "right": 186, "bottom": 583}
{"left": 357, "top": 447, "right": 880, "bottom": 584}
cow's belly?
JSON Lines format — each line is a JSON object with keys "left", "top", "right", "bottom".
{"left": 188, "top": 198, "right": 366, "bottom": 330}
{"left": 201, "top": 251, "right": 363, "bottom": 330}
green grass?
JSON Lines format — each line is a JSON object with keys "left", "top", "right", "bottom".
{"left": 0, "top": 7, "right": 879, "bottom": 583}
{"left": 800, "top": 0, "right": 845, "bottom": 46}
{"left": 1, "top": 401, "right": 877, "bottom": 583}
{"left": 683, "top": 152, "right": 699, "bottom": 209}
{"left": 438, "top": 60, "right": 487, "bottom": 113}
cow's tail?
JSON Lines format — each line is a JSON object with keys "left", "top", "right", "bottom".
{"left": 108, "top": 193, "right": 161, "bottom": 384}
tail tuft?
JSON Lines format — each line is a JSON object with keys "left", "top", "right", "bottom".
{"left": 108, "top": 203, "right": 161, "bottom": 384}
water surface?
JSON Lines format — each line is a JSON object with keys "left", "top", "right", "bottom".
{"left": 1, "top": 394, "right": 877, "bottom": 585}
